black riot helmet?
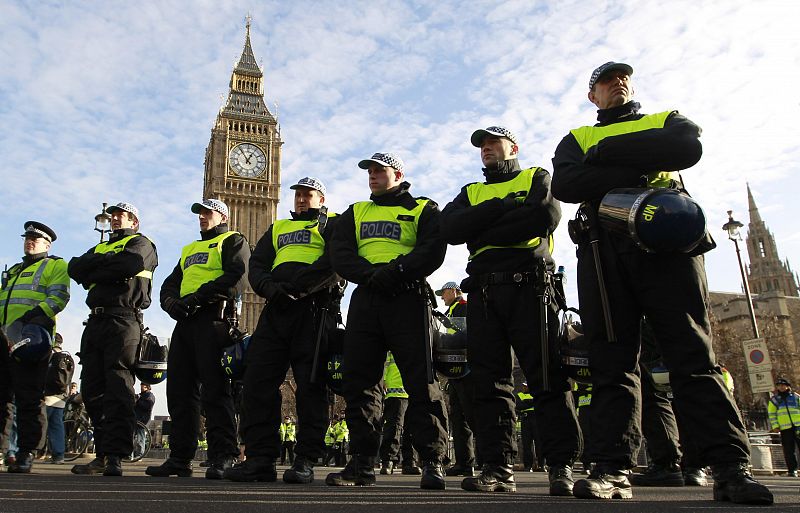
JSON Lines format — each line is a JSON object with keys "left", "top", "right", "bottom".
{"left": 559, "top": 308, "right": 591, "bottom": 385}
{"left": 135, "top": 330, "right": 168, "bottom": 385}
{"left": 598, "top": 188, "right": 707, "bottom": 253}
{"left": 432, "top": 313, "right": 469, "bottom": 379}
{"left": 220, "top": 329, "right": 251, "bottom": 380}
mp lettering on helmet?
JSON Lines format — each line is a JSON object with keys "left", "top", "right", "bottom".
{"left": 277, "top": 229, "right": 312, "bottom": 248}
{"left": 184, "top": 253, "right": 209, "bottom": 269}
{"left": 360, "top": 221, "right": 401, "bottom": 241}
{"left": 641, "top": 204, "right": 658, "bottom": 222}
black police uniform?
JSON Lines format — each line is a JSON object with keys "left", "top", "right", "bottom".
{"left": 230, "top": 208, "right": 339, "bottom": 481}
{"left": 155, "top": 224, "right": 249, "bottom": 475}
{"left": 68, "top": 228, "right": 157, "bottom": 463}
{"left": 441, "top": 158, "right": 581, "bottom": 489}
{"left": 1, "top": 223, "right": 69, "bottom": 471}
{"left": 328, "top": 181, "right": 449, "bottom": 485}
{"left": 552, "top": 100, "right": 770, "bottom": 504}
{"left": 443, "top": 299, "right": 478, "bottom": 474}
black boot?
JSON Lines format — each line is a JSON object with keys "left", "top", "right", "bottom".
{"left": 573, "top": 466, "right": 633, "bottom": 500}
{"left": 445, "top": 464, "right": 475, "bottom": 477}
{"left": 283, "top": 456, "right": 314, "bottom": 484}
{"left": 72, "top": 456, "right": 106, "bottom": 475}
{"left": 629, "top": 462, "right": 684, "bottom": 487}
{"left": 206, "top": 456, "right": 234, "bottom": 480}
{"left": 461, "top": 464, "right": 516, "bottom": 492}
{"left": 712, "top": 463, "right": 773, "bottom": 505}
{"left": 548, "top": 464, "right": 575, "bottom": 496}
{"left": 7, "top": 452, "right": 33, "bottom": 474}
{"left": 420, "top": 461, "right": 446, "bottom": 490}
{"left": 103, "top": 456, "right": 123, "bottom": 477}
{"left": 401, "top": 463, "right": 422, "bottom": 475}
{"left": 683, "top": 467, "right": 708, "bottom": 487}
{"left": 145, "top": 457, "right": 193, "bottom": 477}
{"left": 325, "top": 455, "right": 376, "bottom": 486}
{"left": 223, "top": 457, "right": 277, "bottom": 482}
{"left": 380, "top": 461, "right": 394, "bottom": 475}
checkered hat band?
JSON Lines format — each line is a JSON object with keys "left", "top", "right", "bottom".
{"left": 371, "top": 153, "right": 404, "bottom": 172}
{"left": 203, "top": 199, "right": 229, "bottom": 217}
{"left": 295, "top": 177, "right": 326, "bottom": 195}
{"left": 24, "top": 226, "right": 51, "bottom": 241}
{"left": 112, "top": 202, "right": 139, "bottom": 219}
{"left": 484, "top": 126, "right": 517, "bottom": 144}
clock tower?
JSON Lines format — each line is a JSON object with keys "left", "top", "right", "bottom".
{"left": 203, "top": 17, "right": 281, "bottom": 332}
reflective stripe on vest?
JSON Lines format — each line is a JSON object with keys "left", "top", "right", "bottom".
{"left": 353, "top": 199, "right": 428, "bottom": 264}
{"left": 768, "top": 393, "right": 800, "bottom": 431}
{"left": 271, "top": 218, "right": 326, "bottom": 270}
{"left": 90, "top": 234, "right": 154, "bottom": 289}
{"left": 0, "top": 258, "right": 68, "bottom": 328}
{"left": 578, "top": 394, "right": 592, "bottom": 408}
{"left": 516, "top": 391, "right": 535, "bottom": 412}
{"left": 569, "top": 111, "right": 678, "bottom": 188}
{"left": 465, "top": 168, "right": 553, "bottom": 259}
{"left": 179, "top": 231, "right": 238, "bottom": 297}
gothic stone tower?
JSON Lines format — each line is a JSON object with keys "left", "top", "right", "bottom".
{"left": 746, "top": 184, "right": 799, "bottom": 297}
{"left": 203, "top": 18, "right": 281, "bottom": 331}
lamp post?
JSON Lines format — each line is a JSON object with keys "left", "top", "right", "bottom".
{"left": 94, "top": 202, "right": 112, "bottom": 242}
{"left": 722, "top": 210, "right": 759, "bottom": 338}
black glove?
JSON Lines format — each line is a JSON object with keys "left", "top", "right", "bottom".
{"left": 265, "top": 282, "right": 299, "bottom": 302}
{"left": 19, "top": 307, "right": 55, "bottom": 330}
{"left": 501, "top": 192, "right": 524, "bottom": 211}
{"left": 369, "top": 264, "right": 403, "bottom": 291}
{"left": 163, "top": 296, "right": 190, "bottom": 321}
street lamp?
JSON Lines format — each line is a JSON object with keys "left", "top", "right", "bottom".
{"left": 722, "top": 210, "right": 759, "bottom": 338}
{"left": 94, "top": 202, "right": 112, "bottom": 242}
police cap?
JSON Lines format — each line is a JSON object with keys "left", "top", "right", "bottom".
{"left": 589, "top": 61, "right": 634, "bottom": 90}
{"left": 21, "top": 221, "right": 57, "bottom": 242}
{"left": 471, "top": 126, "right": 518, "bottom": 147}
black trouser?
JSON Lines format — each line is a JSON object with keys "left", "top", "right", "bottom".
{"left": 519, "top": 412, "right": 542, "bottom": 469}
{"left": 448, "top": 377, "right": 476, "bottom": 467}
{"left": 577, "top": 233, "right": 750, "bottom": 468}
{"left": 578, "top": 405, "right": 592, "bottom": 467}
{"left": 0, "top": 345, "right": 49, "bottom": 455}
{"left": 240, "top": 296, "right": 331, "bottom": 461}
{"left": 281, "top": 440, "right": 296, "bottom": 464}
{"left": 639, "top": 365, "right": 682, "bottom": 467}
{"left": 342, "top": 286, "right": 448, "bottom": 462}
{"left": 379, "top": 396, "right": 406, "bottom": 462}
{"left": 166, "top": 307, "right": 237, "bottom": 462}
{"left": 467, "top": 281, "right": 580, "bottom": 466}
{"left": 780, "top": 429, "right": 799, "bottom": 473}
{"left": 79, "top": 313, "right": 140, "bottom": 457}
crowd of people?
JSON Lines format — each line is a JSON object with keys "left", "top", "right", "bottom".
{"left": 0, "top": 60, "right": 782, "bottom": 505}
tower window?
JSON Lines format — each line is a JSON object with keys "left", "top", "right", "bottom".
{"left": 758, "top": 240, "right": 766, "bottom": 258}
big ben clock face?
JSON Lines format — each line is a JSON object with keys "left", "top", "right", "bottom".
{"left": 229, "top": 143, "right": 267, "bottom": 178}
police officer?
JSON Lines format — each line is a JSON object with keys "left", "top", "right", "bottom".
{"left": 441, "top": 127, "right": 581, "bottom": 495}
{"left": 435, "top": 281, "right": 476, "bottom": 477}
{"left": 327, "top": 152, "right": 449, "bottom": 489}
{"left": 379, "top": 351, "right": 419, "bottom": 475}
{"left": 68, "top": 203, "right": 157, "bottom": 477}
{"left": 280, "top": 416, "right": 297, "bottom": 465}
{"left": 224, "top": 177, "right": 338, "bottom": 484}
{"left": 146, "top": 199, "right": 249, "bottom": 479}
{"left": 0, "top": 222, "right": 70, "bottom": 473}
{"left": 551, "top": 61, "right": 772, "bottom": 504}
{"left": 515, "top": 382, "right": 542, "bottom": 472}
{"left": 768, "top": 378, "right": 800, "bottom": 477}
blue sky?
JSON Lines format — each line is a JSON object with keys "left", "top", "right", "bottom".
{"left": 2, "top": 0, "right": 799, "bottom": 415}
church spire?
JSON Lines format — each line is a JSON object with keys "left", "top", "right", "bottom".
{"left": 747, "top": 183, "right": 762, "bottom": 224}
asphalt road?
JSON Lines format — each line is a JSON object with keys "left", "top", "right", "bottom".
{"left": 0, "top": 458, "right": 798, "bottom": 513}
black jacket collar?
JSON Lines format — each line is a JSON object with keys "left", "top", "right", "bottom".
{"left": 201, "top": 224, "right": 229, "bottom": 241}
{"left": 596, "top": 101, "right": 641, "bottom": 125}
{"left": 483, "top": 158, "right": 522, "bottom": 184}
{"left": 370, "top": 181, "right": 418, "bottom": 210}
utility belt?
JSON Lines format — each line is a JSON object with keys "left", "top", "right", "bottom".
{"left": 88, "top": 306, "right": 143, "bottom": 319}
{"left": 476, "top": 271, "right": 537, "bottom": 286}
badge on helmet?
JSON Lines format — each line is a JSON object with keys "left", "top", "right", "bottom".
{"left": 135, "top": 330, "right": 168, "bottom": 385}
{"left": 220, "top": 330, "right": 251, "bottom": 380}
{"left": 4, "top": 322, "right": 52, "bottom": 363}
{"left": 559, "top": 308, "right": 591, "bottom": 384}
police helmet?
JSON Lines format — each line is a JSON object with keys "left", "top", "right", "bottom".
{"left": 5, "top": 322, "right": 52, "bottom": 363}
{"left": 598, "top": 188, "right": 706, "bottom": 253}
{"left": 220, "top": 330, "right": 251, "bottom": 380}
{"left": 135, "top": 331, "right": 168, "bottom": 385}
{"left": 326, "top": 327, "right": 346, "bottom": 396}
{"left": 558, "top": 308, "right": 591, "bottom": 384}
{"left": 431, "top": 313, "right": 469, "bottom": 379}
